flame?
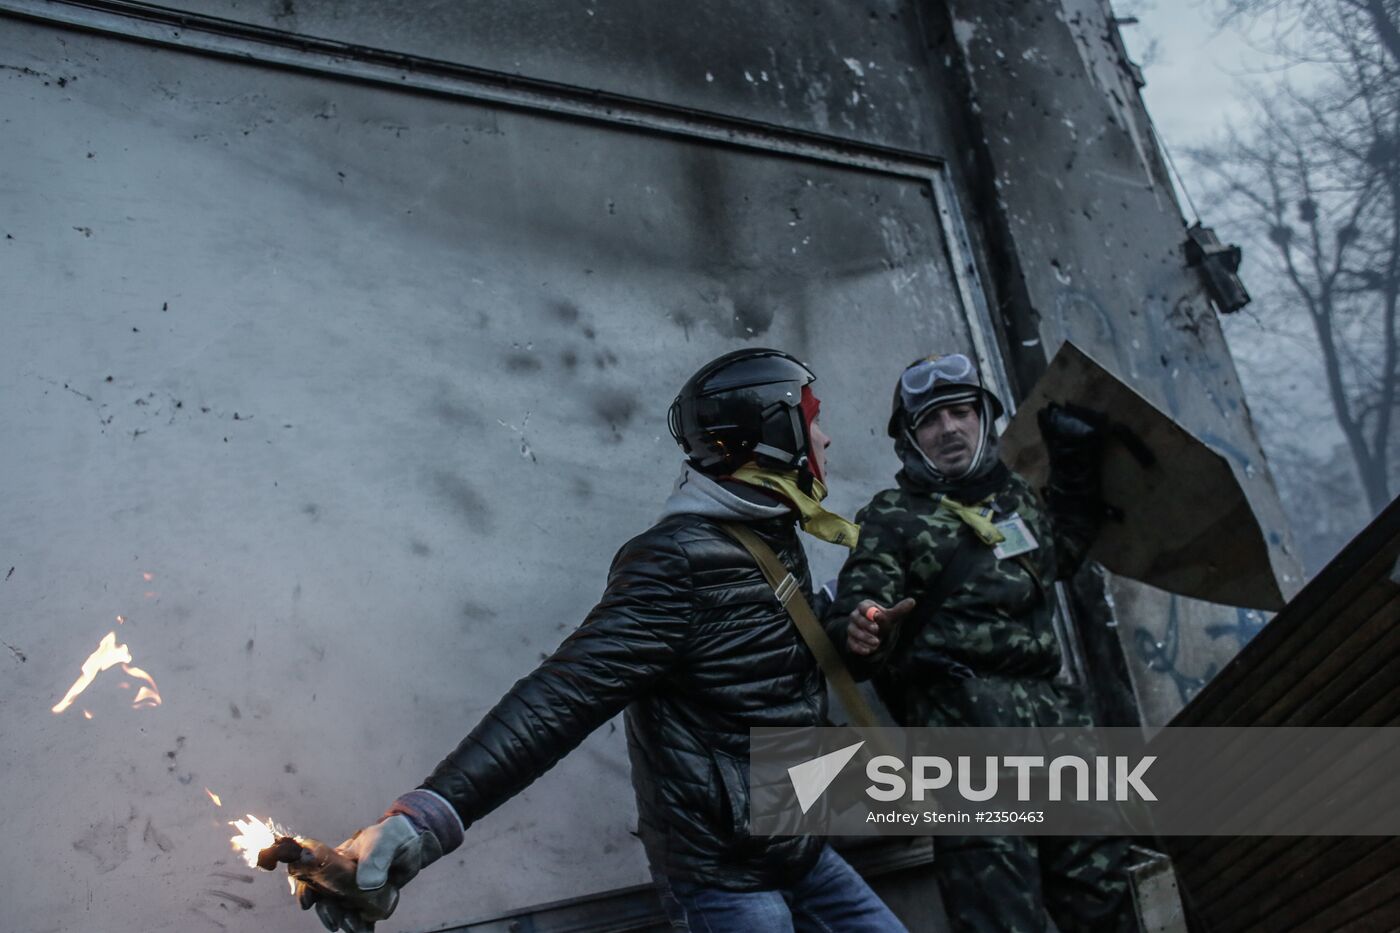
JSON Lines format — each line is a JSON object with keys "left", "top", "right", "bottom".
{"left": 124, "top": 664, "right": 161, "bottom": 708}
{"left": 52, "top": 632, "right": 163, "bottom": 713}
{"left": 52, "top": 632, "right": 131, "bottom": 713}
{"left": 228, "top": 813, "right": 300, "bottom": 897}
{"left": 142, "top": 572, "right": 154, "bottom": 582}
{"left": 116, "top": 615, "right": 125, "bottom": 625}
{"left": 205, "top": 788, "right": 223, "bottom": 807}
{"left": 229, "top": 814, "right": 290, "bottom": 869}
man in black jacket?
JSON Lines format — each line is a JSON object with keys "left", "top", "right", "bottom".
{"left": 298, "top": 348, "right": 904, "bottom": 933}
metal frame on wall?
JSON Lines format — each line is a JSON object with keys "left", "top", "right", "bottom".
{"left": 0, "top": 0, "right": 1012, "bottom": 411}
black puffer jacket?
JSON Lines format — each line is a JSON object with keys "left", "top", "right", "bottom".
{"left": 422, "top": 512, "right": 827, "bottom": 889}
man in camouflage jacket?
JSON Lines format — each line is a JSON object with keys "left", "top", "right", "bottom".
{"left": 827, "top": 353, "right": 1134, "bottom": 933}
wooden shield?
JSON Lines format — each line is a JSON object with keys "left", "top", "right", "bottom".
{"left": 1000, "top": 341, "right": 1286, "bottom": 610}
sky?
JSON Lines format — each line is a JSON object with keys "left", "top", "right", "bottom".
{"left": 1115, "top": 0, "right": 1332, "bottom": 260}
{"left": 1117, "top": 0, "right": 1300, "bottom": 150}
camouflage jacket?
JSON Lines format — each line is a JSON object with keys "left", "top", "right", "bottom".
{"left": 828, "top": 468, "right": 1096, "bottom": 728}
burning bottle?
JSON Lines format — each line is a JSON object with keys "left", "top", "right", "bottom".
{"left": 257, "top": 836, "right": 400, "bottom": 923}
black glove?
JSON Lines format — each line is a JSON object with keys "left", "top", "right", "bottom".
{"left": 1037, "top": 402, "right": 1108, "bottom": 455}
{"left": 1037, "top": 402, "right": 1109, "bottom": 528}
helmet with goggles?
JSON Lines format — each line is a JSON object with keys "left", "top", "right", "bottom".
{"left": 886, "top": 353, "right": 1004, "bottom": 438}
{"left": 668, "top": 348, "right": 824, "bottom": 489}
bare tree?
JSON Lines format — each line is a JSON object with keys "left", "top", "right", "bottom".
{"left": 1217, "top": 0, "right": 1400, "bottom": 66}
{"left": 1193, "top": 0, "right": 1400, "bottom": 516}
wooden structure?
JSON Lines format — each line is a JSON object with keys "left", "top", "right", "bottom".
{"left": 1162, "top": 496, "right": 1400, "bottom": 931}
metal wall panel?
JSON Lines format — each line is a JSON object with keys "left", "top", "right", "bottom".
{"left": 1, "top": 17, "right": 987, "bottom": 932}
{"left": 147, "top": 0, "right": 956, "bottom": 155}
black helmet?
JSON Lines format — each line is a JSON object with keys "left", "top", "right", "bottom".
{"left": 668, "top": 348, "right": 819, "bottom": 482}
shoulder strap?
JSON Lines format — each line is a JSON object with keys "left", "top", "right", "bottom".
{"left": 1014, "top": 553, "right": 1046, "bottom": 600}
{"left": 923, "top": 527, "right": 982, "bottom": 619}
{"left": 872, "top": 527, "right": 980, "bottom": 721}
{"left": 718, "top": 522, "right": 883, "bottom": 730}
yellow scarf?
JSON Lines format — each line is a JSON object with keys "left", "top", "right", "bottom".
{"left": 933, "top": 493, "right": 1003, "bottom": 546}
{"left": 731, "top": 464, "right": 861, "bottom": 549}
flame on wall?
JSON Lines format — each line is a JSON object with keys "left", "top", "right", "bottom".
{"left": 51, "top": 631, "right": 162, "bottom": 713}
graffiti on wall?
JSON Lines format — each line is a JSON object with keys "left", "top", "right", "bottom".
{"left": 1133, "top": 594, "right": 1270, "bottom": 706}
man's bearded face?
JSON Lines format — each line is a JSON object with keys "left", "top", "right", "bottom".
{"left": 913, "top": 402, "right": 981, "bottom": 477}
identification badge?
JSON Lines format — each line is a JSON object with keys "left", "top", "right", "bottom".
{"left": 992, "top": 515, "right": 1039, "bottom": 559}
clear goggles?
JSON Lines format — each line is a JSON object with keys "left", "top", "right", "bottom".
{"left": 899, "top": 354, "right": 980, "bottom": 413}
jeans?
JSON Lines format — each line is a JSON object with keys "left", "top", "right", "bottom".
{"left": 657, "top": 845, "right": 906, "bottom": 932}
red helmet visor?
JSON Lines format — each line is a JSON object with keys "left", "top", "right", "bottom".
{"left": 800, "top": 384, "right": 824, "bottom": 482}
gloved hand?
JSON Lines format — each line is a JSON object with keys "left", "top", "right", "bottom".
{"left": 1037, "top": 401, "right": 1108, "bottom": 452}
{"left": 296, "top": 789, "right": 464, "bottom": 933}
{"left": 1038, "top": 402, "right": 1108, "bottom": 488}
